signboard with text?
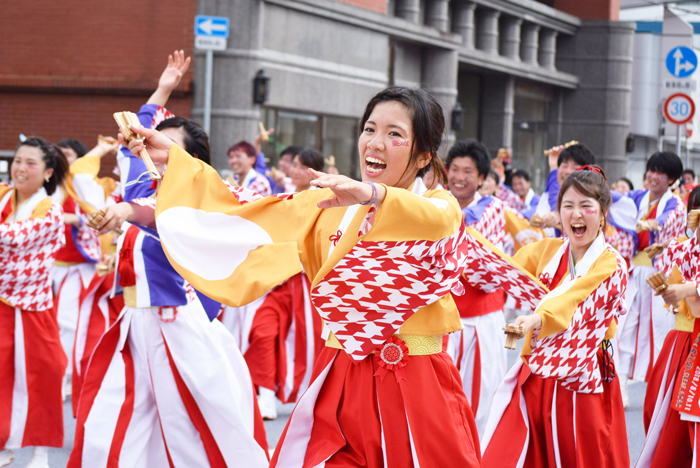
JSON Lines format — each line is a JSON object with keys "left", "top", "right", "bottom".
{"left": 194, "top": 15, "right": 229, "bottom": 51}
{"left": 662, "top": 9, "right": 698, "bottom": 137}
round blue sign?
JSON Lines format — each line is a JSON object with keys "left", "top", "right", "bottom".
{"left": 666, "top": 46, "right": 698, "bottom": 78}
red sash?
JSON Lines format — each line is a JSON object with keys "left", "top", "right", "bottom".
{"left": 1, "top": 191, "right": 13, "bottom": 222}
{"left": 550, "top": 246, "right": 570, "bottom": 289}
{"left": 637, "top": 202, "right": 659, "bottom": 252}
{"left": 672, "top": 320, "right": 700, "bottom": 417}
{"left": 118, "top": 225, "right": 140, "bottom": 287}
{"left": 454, "top": 276, "right": 505, "bottom": 318}
{"left": 55, "top": 196, "right": 86, "bottom": 263}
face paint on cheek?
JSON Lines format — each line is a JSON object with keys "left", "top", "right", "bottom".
{"left": 392, "top": 140, "right": 410, "bottom": 147}
{"left": 584, "top": 208, "right": 598, "bottom": 216}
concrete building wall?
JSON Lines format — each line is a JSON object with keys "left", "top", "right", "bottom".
{"left": 555, "top": 21, "right": 635, "bottom": 181}
{"left": 262, "top": 5, "right": 389, "bottom": 115}
{"left": 630, "top": 33, "right": 662, "bottom": 138}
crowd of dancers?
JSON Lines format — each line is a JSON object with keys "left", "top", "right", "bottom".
{"left": 1, "top": 50, "right": 700, "bottom": 468}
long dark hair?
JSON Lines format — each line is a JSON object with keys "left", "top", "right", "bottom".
{"left": 359, "top": 86, "right": 447, "bottom": 186}
{"left": 15, "top": 137, "right": 68, "bottom": 195}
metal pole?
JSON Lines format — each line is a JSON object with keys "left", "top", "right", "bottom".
{"left": 203, "top": 49, "right": 214, "bottom": 135}
{"left": 677, "top": 124, "right": 682, "bottom": 157}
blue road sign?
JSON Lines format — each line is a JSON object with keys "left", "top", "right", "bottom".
{"left": 666, "top": 46, "right": 698, "bottom": 78}
{"left": 195, "top": 16, "right": 230, "bottom": 38}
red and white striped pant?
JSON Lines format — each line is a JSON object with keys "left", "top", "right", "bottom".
{"left": 0, "top": 302, "right": 66, "bottom": 449}
{"left": 69, "top": 300, "right": 269, "bottom": 468}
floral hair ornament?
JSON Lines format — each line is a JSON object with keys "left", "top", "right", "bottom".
{"left": 576, "top": 165, "right": 607, "bottom": 181}
{"left": 373, "top": 336, "right": 409, "bottom": 383}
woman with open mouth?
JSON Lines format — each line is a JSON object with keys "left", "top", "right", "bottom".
{"left": 127, "top": 86, "right": 482, "bottom": 467}
{"left": 481, "top": 166, "right": 630, "bottom": 468}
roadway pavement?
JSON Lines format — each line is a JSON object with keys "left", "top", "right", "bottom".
{"left": 12, "top": 346, "right": 648, "bottom": 467}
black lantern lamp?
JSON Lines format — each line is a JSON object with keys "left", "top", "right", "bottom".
{"left": 451, "top": 101, "right": 464, "bottom": 132}
{"left": 253, "top": 69, "right": 270, "bottom": 105}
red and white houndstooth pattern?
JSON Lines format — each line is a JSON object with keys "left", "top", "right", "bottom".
{"left": 658, "top": 236, "right": 700, "bottom": 289}
{"left": 658, "top": 194, "right": 687, "bottom": 245}
{"left": 311, "top": 222, "right": 470, "bottom": 360}
{"left": 607, "top": 226, "right": 635, "bottom": 264}
{"left": 151, "top": 106, "right": 175, "bottom": 128}
{"left": 462, "top": 231, "right": 548, "bottom": 311}
{"left": 496, "top": 184, "right": 526, "bottom": 212}
{"left": 468, "top": 197, "right": 505, "bottom": 247}
{"left": 0, "top": 201, "right": 64, "bottom": 311}
{"left": 223, "top": 180, "right": 294, "bottom": 204}
{"left": 527, "top": 247, "right": 628, "bottom": 393}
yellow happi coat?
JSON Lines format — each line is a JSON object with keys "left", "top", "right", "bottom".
{"left": 154, "top": 144, "right": 467, "bottom": 360}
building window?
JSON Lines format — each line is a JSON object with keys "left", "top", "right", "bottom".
{"left": 261, "top": 108, "right": 360, "bottom": 179}
{"left": 455, "top": 72, "right": 482, "bottom": 141}
{"left": 512, "top": 82, "right": 552, "bottom": 192}
{"left": 0, "top": 152, "right": 12, "bottom": 185}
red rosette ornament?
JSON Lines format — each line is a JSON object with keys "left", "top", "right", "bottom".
{"left": 373, "top": 336, "right": 409, "bottom": 383}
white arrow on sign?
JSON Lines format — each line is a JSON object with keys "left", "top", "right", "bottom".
{"left": 674, "top": 48, "right": 696, "bottom": 77}
{"left": 198, "top": 18, "right": 227, "bottom": 35}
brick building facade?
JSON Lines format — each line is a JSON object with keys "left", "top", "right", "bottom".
{"left": 0, "top": 1, "right": 196, "bottom": 156}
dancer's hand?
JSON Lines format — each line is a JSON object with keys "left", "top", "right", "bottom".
{"left": 104, "top": 254, "right": 117, "bottom": 271}
{"left": 513, "top": 314, "right": 542, "bottom": 334}
{"left": 147, "top": 50, "right": 191, "bottom": 107}
{"left": 254, "top": 127, "right": 274, "bottom": 154}
{"left": 89, "top": 203, "right": 133, "bottom": 236}
{"left": 659, "top": 283, "right": 697, "bottom": 307}
{"left": 84, "top": 135, "right": 119, "bottom": 158}
{"left": 539, "top": 211, "right": 560, "bottom": 229}
{"left": 646, "top": 219, "right": 660, "bottom": 231}
{"left": 545, "top": 145, "right": 564, "bottom": 171}
{"left": 310, "top": 169, "right": 386, "bottom": 209}
{"left": 158, "top": 50, "right": 191, "bottom": 92}
{"left": 118, "top": 126, "right": 173, "bottom": 165}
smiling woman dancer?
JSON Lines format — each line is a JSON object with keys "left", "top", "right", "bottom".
{"left": 0, "top": 138, "right": 68, "bottom": 468}
{"left": 481, "top": 166, "right": 630, "bottom": 468}
{"left": 125, "top": 86, "right": 481, "bottom": 467}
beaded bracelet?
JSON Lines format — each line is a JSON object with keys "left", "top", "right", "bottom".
{"left": 360, "top": 182, "right": 378, "bottom": 206}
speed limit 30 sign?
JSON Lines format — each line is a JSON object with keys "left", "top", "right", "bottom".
{"left": 664, "top": 93, "right": 696, "bottom": 125}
